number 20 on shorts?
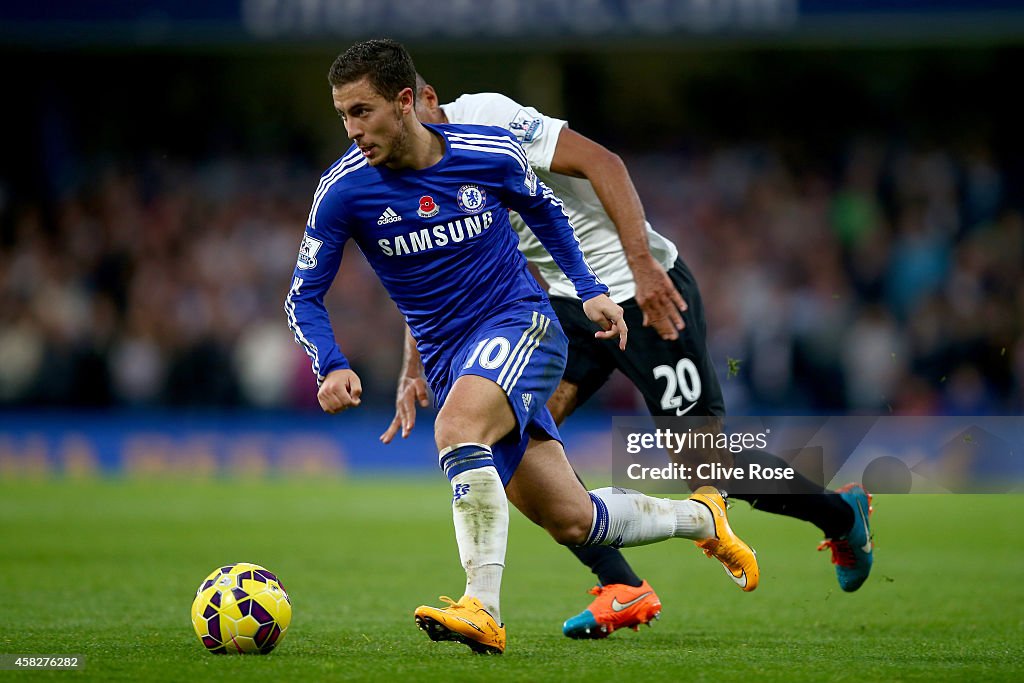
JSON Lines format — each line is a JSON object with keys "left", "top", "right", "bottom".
{"left": 654, "top": 358, "right": 702, "bottom": 415}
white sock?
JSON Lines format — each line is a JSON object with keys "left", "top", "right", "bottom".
{"left": 585, "top": 487, "right": 714, "bottom": 546}
{"left": 440, "top": 443, "right": 508, "bottom": 624}
{"left": 673, "top": 498, "right": 715, "bottom": 539}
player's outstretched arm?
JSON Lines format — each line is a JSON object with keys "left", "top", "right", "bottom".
{"left": 318, "top": 368, "right": 363, "bottom": 414}
{"left": 550, "top": 128, "right": 687, "bottom": 339}
{"left": 582, "top": 294, "right": 628, "bottom": 351}
{"left": 380, "top": 328, "right": 430, "bottom": 443}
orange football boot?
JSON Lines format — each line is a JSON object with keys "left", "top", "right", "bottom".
{"left": 562, "top": 580, "right": 662, "bottom": 639}
{"left": 690, "top": 486, "right": 760, "bottom": 591}
{"left": 414, "top": 595, "right": 505, "bottom": 655}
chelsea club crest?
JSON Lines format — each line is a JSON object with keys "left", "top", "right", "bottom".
{"left": 456, "top": 185, "right": 486, "bottom": 214}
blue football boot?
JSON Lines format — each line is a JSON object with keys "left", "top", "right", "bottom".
{"left": 818, "top": 483, "right": 874, "bottom": 592}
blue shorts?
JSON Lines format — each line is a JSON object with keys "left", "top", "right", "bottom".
{"left": 429, "top": 300, "right": 568, "bottom": 485}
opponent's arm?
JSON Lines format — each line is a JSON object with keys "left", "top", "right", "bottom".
{"left": 500, "top": 134, "right": 627, "bottom": 350}
{"left": 380, "top": 327, "right": 430, "bottom": 443}
{"left": 549, "top": 128, "right": 687, "bottom": 339}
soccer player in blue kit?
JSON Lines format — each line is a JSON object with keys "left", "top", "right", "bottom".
{"left": 286, "top": 39, "right": 759, "bottom": 655}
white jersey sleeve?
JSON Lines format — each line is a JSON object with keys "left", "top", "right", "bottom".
{"left": 442, "top": 93, "right": 678, "bottom": 303}
{"left": 442, "top": 93, "right": 565, "bottom": 172}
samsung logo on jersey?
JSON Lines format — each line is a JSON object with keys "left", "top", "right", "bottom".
{"left": 378, "top": 211, "right": 494, "bottom": 256}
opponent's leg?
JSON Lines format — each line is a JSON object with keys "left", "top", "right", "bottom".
{"left": 545, "top": 378, "right": 580, "bottom": 425}
{"left": 729, "top": 450, "right": 854, "bottom": 537}
{"left": 611, "top": 260, "right": 874, "bottom": 590}
{"left": 701, "top": 450, "right": 872, "bottom": 591}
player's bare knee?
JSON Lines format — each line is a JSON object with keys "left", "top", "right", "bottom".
{"left": 547, "top": 519, "right": 591, "bottom": 546}
{"left": 434, "top": 390, "right": 515, "bottom": 449}
{"left": 433, "top": 418, "right": 459, "bottom": 451}
{"left": 434, "top": 412, "right": 482, "bottom": 450}
{"left": 541, "top": 506, "right": 592, "bottom": 546}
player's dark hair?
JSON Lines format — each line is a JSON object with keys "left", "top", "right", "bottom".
{"left": 328, "top": 39, "right": 417, "bottom": 101}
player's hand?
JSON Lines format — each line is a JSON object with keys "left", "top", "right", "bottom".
{"left": 632, "top": 254, "right": 687, "bottom": 340}
{"left": 318, "top": 369, "right": 363, "bottom": 414}
{"left": 380, "top": 375, "right": 430, "bottom": 443}
{"left": 583, "top": 294, "right": 628, "bottom": 351}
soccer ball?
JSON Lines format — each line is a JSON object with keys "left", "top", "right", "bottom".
{"left": 191, "top": 562, "right": 292, "bottom": 654}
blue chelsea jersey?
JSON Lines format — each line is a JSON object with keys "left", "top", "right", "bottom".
{"left": 285, "top": 123, "right": 606, "bottom": 383}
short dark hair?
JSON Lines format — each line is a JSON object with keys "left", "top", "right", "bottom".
{"left": 328, "top": 39, "right": 417, "bottom": 101}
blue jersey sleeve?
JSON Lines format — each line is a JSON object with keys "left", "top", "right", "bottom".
{"left": 494, "top": 130, "right": 608, "bottom": 301}
{"left": 284, "top": 186, "right": 351, "bottom": 385}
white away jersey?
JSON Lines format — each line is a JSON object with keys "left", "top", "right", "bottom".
{"left": 441, "top": 93, "right": 678, "bottom": 302}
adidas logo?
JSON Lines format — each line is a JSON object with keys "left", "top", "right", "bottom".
{"left": 377, "top": 207, "right": 402, "bottom": 225}
{"left": 521, "top": 393, "right": 532, "bottom": 410}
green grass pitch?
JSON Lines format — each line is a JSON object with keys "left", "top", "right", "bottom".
{"left": 1, "top": 478, "right": 1021, "bottom": 681}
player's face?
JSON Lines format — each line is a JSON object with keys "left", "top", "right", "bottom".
{"left": 333, "top": 77, "right": 410, "bottom": 167}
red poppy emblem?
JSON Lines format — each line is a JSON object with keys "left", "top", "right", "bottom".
{"left": 417, "top": 195, "right": 440, "bottom": 218}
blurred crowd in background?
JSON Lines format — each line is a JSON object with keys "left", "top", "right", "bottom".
{"left": 2, "top": 137, "right": 1020, "bottom": 414}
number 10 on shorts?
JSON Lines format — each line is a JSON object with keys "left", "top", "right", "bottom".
{"left": 464, "top": 337, "right": 512, "bottom": 370}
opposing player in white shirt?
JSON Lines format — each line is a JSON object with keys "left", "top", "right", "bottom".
{"left": 383, "top": 77, "right": 875, "bottom": 639}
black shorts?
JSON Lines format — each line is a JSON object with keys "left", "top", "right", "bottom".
{"left": 548, "top": 258, "right": 725, "bottom": 418}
